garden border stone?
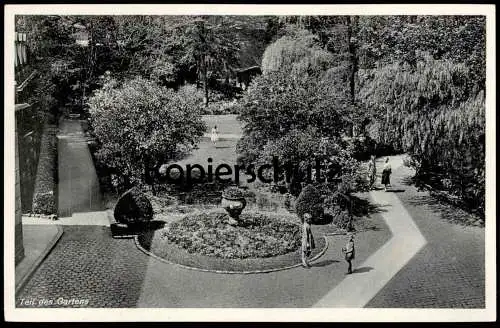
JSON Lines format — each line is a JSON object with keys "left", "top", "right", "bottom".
{"left": 134, "top": 234, "right": 328, "bottom": 274}
{"left": 15, "top": 225, "right": 63, "bottom": 295}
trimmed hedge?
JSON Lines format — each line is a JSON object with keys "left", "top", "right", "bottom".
{"left": 114, "top": 187, "right": 153, "bottom": 225}
{"left": 295, "top": 184, "right": 324, "bottom": 223}
{"left": 32, "top": 124, "right": 58, "bottom": 214}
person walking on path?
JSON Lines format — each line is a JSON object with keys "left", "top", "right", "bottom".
{"left": 301, "top": 213, "right": 316, "bottom": 268}
{"left": 211, "top": 125, "right": 219, "bottom": 147}
{"left": 381, "top": 157, "right": 392, "bottom": 191}
{"left": 367, "top": 155, "right": 377, "bottom": 189}
{"left": 342, "top": 233, "right": 356, "bottom": 274}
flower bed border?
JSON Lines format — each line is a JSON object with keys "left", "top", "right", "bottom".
{"left": 135, "top": 234, "right": 328, "bottom": 274}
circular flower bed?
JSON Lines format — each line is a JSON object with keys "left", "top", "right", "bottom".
{"left": 163, "top": 212, "right": 301, "bottom": 259}
{"left": 136, "top": 210, "right": 329, "bottom": 272}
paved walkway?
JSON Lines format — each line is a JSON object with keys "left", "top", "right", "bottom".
{"left": 57, "top": 120, "right": 102, "bottom": 217}
{"left": 202, "top": 133, "right": 242, "bottom": 139}
{"left": 16, "top": 114, "right": 485, "bottom": 307}
{"left": 17, "top": 115, "right": 393, "bottom": 307}
{"left": 366, "top": 163, "right": 485, "bottom": 308}
{"left": 315, "top": 156, "right": 427, "bottom": 307}
{"left": 15, "top": 225, "right": 63, "bottom": 291}
{"left": 16, "top": 223, "right": 390, "bottom": 308}
{"left": 23, "top": 211, "right": 110, "bottom": 226}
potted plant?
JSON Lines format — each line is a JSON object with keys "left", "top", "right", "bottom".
{"left": 221, "top": 186, "right": 247, "bottom": 225}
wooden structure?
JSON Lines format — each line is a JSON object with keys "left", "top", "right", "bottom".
{"left": 235, "top": 66, "right": 262, "bottom": 90}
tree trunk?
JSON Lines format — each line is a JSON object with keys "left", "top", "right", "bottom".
{"left": 203, "top": 65, "right": 209, "bottom": 107}
{"left": 347, "top": 16, "right": 359, "bottom": 137}
{"left": 347, "top": 16, "right": 358, "bottom": 104}
{"left": 200, "top": 55, "right": 209, "bottom": 106}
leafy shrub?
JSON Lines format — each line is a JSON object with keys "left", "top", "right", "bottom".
{"left": 114, "top": 187, "right": 153, "bottom": 224}
{"left": 295, "top": 185, "right": 324, "bottom": 222}
{"left": 328, "top": 206, "right": 352, "bottom": 230}
{"left": 32, "top": 124, "right": 58, "bottom": 214}
{"left": 150, "top": 61, "right": 178, "bottom": 86}
{"left": 360, "top": 55, "right": 485, "bottom": 216}
{"left": 222, "top": 186, "right": 245, "bottom": 200}
{"left": 261, "top": 29, "right": 334, "bottom": 77}
{"left": 88, "top": 77, "right": 206, "bottom": 187}
{"left": 237, "top": 70, "right": 352, "bottom": 164}
{"left": 348, "top": 136, "right": 377, "bottom": 161}
{"left": 205, "top": 99, "right": 242, "bottom": 115}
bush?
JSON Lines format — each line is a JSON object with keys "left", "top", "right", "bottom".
{"left": 237, "top": 71, "right": 352, "bottom": 163}
{"left": 114, "top": 187, "right": 153, "bottom": 224}
{"left": 295, "top": 185, "right": 324, "bottom": 222}
{"left": 261, "top": 29, "right": 334, "bottom": 77}
{"left": 88, "top": 77, "right": 206, "bottom": 187}
{"left": 360, "top": 55, "right": 485, "bottom": 216}
{"left": 32, "top": 124, "right": 58, "bottom": 215}
{"left": 222, "top": 186, "right": 245, "bottom": 200}
{"left": 205, "top": 99, "right": 242, "bottom": 115}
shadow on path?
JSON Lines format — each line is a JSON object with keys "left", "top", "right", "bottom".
{"left": 386, "top": 189, "right": 406, "bottom": 193}
{"left": 313, "top": 259, "right": 340, "bottom": 267}
{"left": 352, "top": 266, "right": 373, "bottom": 274}
{"left": 351, "top": 196, "right": 390, "bottom": 217}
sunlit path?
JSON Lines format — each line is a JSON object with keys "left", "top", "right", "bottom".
{"left": 314, "top": 156, "right": 427, "bottom": 307}
{"left": 57, "top": 120, "right": 103, "bottom": 217}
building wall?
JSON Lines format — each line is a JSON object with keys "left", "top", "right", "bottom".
{"left": 15, "top": 119, "right": 25, "bottom": 265}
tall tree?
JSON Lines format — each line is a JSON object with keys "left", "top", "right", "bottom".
{"left": 174, "top": 16, "right": 244, "bottom": 105}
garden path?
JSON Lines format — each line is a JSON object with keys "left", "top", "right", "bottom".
{"left": 18, "top": 116, "right": 484, "bottom": 308}
{"left": 314, "top": 155, "right": 428, "bottom": 307}
{"left": 57, "top": 119, "right": 103, "bottom": 217}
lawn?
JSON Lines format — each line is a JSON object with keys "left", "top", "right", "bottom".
{"left": 202, "top": 114, "right": 243, "bottom": 136}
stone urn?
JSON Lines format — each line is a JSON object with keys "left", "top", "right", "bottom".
{"left": 221, "top": 187, "right": 247, "bottom": 225}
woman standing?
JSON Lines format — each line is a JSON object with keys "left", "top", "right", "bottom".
{"left": 367, "top": 155, "right": 377, "bottom": 190}
{"left": 381, "top": 157, "right": 392, "bottom": 191}
{"left": 210, "top": 125, "right": 219, "bottom": 147}
{"left": 301, "top": 213, "right": 316, "bottom": 268}
{"left": 342, "top": 233, "right": 355, "bottom": 274}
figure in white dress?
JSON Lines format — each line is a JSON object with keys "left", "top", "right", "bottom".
{"left": 211, "top": 125, "right": 219, "bottom": 146}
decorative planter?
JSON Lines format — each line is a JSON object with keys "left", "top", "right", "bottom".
{"left": 221, "top": 195, "right": 247, "bottom": 225}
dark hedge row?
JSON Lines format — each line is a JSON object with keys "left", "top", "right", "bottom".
{"left": 31, "top": 124, "right": 58, "bottom": 214}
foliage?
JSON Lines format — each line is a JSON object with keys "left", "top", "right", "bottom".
{"left": 360, "top": 54, "right": 470, "bottom": 148}
{"left": 164, "top": 211, "right": 301, "bottom": 259}
{"left": 31, "top": 125, "right": 58, "bottom": 214}
{"left": 237, "top": 70, "right": 352, "bottom": 160}
{"left": 88, "top": 76, "right": 206, "bottom": 186}
{"left": 237, "top": 58, "right": 365, "bottom": 196}
{"left": 16, "top": 15, "right": 75, "bottom": 59}
{"left": 261, "top": 29, "right": 335, "bottom": 77}
{"left": 204, "top": 99, "right": 242, "bottom": 115}
{"left": 360, "top": 54, "right": 485, "bottom": 215}
{"left": 113, "top": 187, "right": 153, "bottom": 224}
{"left": 222, "top": 186, "right": 245, "bottom": 200}
{"left": 355, "top": 16, "right": 485, "bottom": 89}
{"left": 295, "top": 185, "right": 324, "bottom": 222}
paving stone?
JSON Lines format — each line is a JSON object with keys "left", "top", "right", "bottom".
{"left": 366, "top": 164, "right": 485, "bottom": 308}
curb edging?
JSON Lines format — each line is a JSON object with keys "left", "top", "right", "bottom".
{"left": 134, "top": 235, "right": 329, "bottom": 275}
{"left": 15, "top": 225, "right": 64, "bottom": 295}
